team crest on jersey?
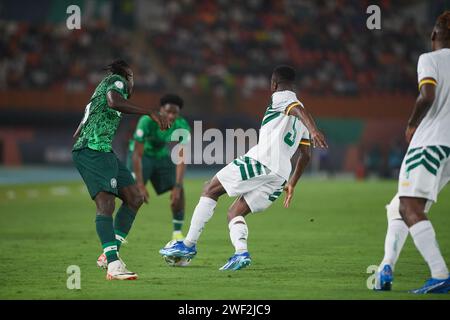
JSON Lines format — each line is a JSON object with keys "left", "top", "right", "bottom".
{"left": 110, "top": 178, "right": 117, "bottom": 189}
{"left": 136, "top": 129, "right": 144, "bottom": 138}
{"left": 114, "top": 81, "right": 124, "bottom": 89}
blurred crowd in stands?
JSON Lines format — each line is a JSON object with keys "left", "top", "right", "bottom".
{"left": 0, "top": 21, "right": 165, "bottom": 91}
{"left": 0, "top": 0, "right": 437, "bottom": 96}
{"left": 150, "top": 0, "right": 428, "bottom": 97}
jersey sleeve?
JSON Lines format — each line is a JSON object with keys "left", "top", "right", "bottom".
{"left": 175, "top": 118, "right": 191, "bottom": 145}
{"left": 300, "top": 129, "right": 311, "bottom": 146}
{"left": 284, "top": 100, "right": 304, "bottom": 115}
{"left": 417, "top": 53, "right": 438, "bottom": 90}
{"left": 106, "top": 75, "right": 129, "bottom": 99}
{"left": 133, "top": 116, "right": 152, "bottom": 143}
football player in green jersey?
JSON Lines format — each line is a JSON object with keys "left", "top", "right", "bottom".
{"left": 72, "top": 60, "right": 170, "bottom": 280}
{"left": 128, "top": 94, "right": 191, "bottom": 241}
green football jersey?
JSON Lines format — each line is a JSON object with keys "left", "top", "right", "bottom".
{"left": 73, "top": 74, "right": 129, "bottom": 152}
{"left": 129, "top": 116, "right": 191, "bottom": 158}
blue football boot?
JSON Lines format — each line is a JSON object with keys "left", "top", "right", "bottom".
{"left": 219, "top": 252, "right": 251, "bottom": 271}
{"left": 410, "top": 277, "right": 450, "bottom": 294}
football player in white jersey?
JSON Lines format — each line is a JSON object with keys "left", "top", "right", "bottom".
{"left": 160, "top": 65, "right": 327, "bottom": 270}
{"left": 375, "top": 11, "right": 450, "bottom": 293}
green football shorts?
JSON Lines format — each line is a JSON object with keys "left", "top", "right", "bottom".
{"left": 73, "top": 148, "right": 136, "bottom": 199}
{"left": 127, "top": 153, "right": 176, "bottom": 195}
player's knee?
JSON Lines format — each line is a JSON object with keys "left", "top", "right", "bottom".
{"left": 201, "top": 180, "right": 214, "bottom": 197}
{"left": 96, "top": 196, "right": 115, "bottom": 216}
{"left": 128, "top": 193, "right": 144, "bottom": 211}
{"left": 386, "top": 195, "right": 402, "bottom": 221}
{"left": 398, "top": 199, "right": 421, "bottom": 226}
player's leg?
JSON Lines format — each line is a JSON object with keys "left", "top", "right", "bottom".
{"left": 171, "top": 187, "right": 185, "bottom": 240}
{"left": 101, "top": 161, "right": 141, "bottom": 280}
{"left": 227, "top": 197, "right": 251, "bottom": 254}
{"left": 398, "top": 150, "right": 450, "bottom": 293}
{"left": 151, "top": 157, "right": 185, "bottom": 240}
{"left": 72, "top": 148, "right": 133, "bottom": 278}
{"left": 94, "top": 191, "right": 119, "bottom": 266}
{"left": 159, "top": 176, "right": 226, "bottom": 258}
{"left": 375, "top": 194, "right": 409, "bottom": 291}
{"left": 114, "top": 160, "right": 144, "bottom": 250}
{"left": 219, "top": 197, "right": 252, "bottom": 271}
{"left": 400, "top": 196, "right": 449, "bottom": 293}
{"left": 183, "top": 176, "right": 226, "bottom": 246}
{"left": 219, "top": 165, "right": 286, "bottom": 271}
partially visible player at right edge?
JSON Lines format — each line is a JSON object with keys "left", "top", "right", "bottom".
{"left": 160, "top": 65, "right": 327, "bottom": 270}
{"left": 375, "top": 11, "right": 450, "bottom": 293}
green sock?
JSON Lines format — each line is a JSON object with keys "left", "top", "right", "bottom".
{"left": 172, "top": 210, "right": 184, "bottom": 232}
{"left": 95, "top": 215, "right": 118, "bottom": 264}
{"left": 114, "top": 205, "right": 136, "bottom": 250}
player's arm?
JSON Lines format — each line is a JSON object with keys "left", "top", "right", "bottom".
{"left": 283, "top": 143, "right": 311, "bottom": 208}
{"left": 286, "top": 103, "right": 328, "bottom": 148}
{"left": 132, "top": 141, "right": 149, "bottom": 203}
{"left": 107, "top": 91, "right": 170, "bottom": 130}
{"left": 405, "top": 80, "right": 436, "bottom": 143}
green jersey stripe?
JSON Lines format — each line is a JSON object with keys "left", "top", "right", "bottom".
{"left": 262, "top": 112, "right": 281, "bottom": 125}
{"left": 440, "top": 145, "right": 450, "bottom": 157}
{"left": 423, "top": 150, "right": 440, "bottom": 169}
{"left": 407, "top": 147, "right": 422, "bottom": 156}
{"left": 406, "top": 159, "right": 437, "bottom": 176}
{"left": 244, "top": 157, "right": 255, "bottom": 178}
{"left": 405, "top": 152, "right": 423, "bottom": 165}
{"left": 233, "top": 159, "right": 249, "bottom": 180}
{"left": 421, "top": 159, "right": 438, "bottom": 175}
{"left": 255, "top": 161, "right": 263, "bottom": 175}
{"left": 428, "top": 146, "right": 445, "bottom": 160}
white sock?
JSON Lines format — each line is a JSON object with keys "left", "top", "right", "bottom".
{"left": 184, "top": 197, "right": 217, "bottom": 247}
{"left": 379, "top": 219, "right": 409, "bottom": 270}
{"left": 229, "top": 216, "right": 248, "bottom": 254}
{"left": 410, "top": 220, "right": 449, "bottom": 280}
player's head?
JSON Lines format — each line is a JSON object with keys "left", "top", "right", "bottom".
{"left": 431, "top": 11, "right": 450, "bottom": 50}
{"left": 271, "top": 65, "right": 296, "bottom": 92}
{"left": 105, "top": 59, "right": 134, "bottom": 95}
{"left": 160, "top": 93, "right": 183, "bottom": 122}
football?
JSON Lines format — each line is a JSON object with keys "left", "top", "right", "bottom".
{"left": 162, "top": 240, "right": 191, "bottom": 267}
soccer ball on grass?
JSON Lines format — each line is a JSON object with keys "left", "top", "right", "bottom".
{"left": 162, "top": 240, "right": 191, "bottom": 267}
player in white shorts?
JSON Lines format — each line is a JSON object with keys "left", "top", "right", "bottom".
{"left": 160, "top": 65, "right": 327, "bottom": 270}
{"left": 374, "top": 11, "right": 450, "bottom": 294}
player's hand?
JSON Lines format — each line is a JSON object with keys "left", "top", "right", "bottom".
{"left": 311, "top": 130, "right": 328, "bottom": 148}
{"left": 170, "top": 184, "right": 182, "bottom": 206}
{"left": 138, "top": 183, "right": 149, "bottom": 204}
{"left": 405, "top": 125, "right": 417, "bottom": 144}
{"left": 150, "top": 111, "right": 170, "bottom": 131}
{"left": 283, "top": 184, "right": 295, "bottom": 208}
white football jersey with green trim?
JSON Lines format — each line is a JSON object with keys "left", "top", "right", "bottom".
{"left": 411, "top": 48, "right": 450, "bottom": 148}
{"left": 245, "top": 90, "right": 310, "bottom": 180}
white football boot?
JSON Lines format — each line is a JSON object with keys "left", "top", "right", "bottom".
{"left": 106, "top": 259, "right": 138, "bottom": 280}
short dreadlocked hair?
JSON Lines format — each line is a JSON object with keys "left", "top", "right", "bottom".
{"left": 435, "top": 11, "right": 450, "bottom": 41}
{"left": 104, "top": 59, "right": 131, "bottom": 80}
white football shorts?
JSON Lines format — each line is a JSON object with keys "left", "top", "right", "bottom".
{"left": 398, "top": 145, "right": 450, "bottom": 212}
{"left": 216, "top": 156, "right": 287, "bottom": 213}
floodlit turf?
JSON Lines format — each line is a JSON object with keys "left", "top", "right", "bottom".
{"left": 0, "top": 178, "right": 449, "bottom": 300}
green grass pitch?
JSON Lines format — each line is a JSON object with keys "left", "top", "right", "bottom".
{"left": 0, "top": 178, "right": 449, "bottom": 300}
